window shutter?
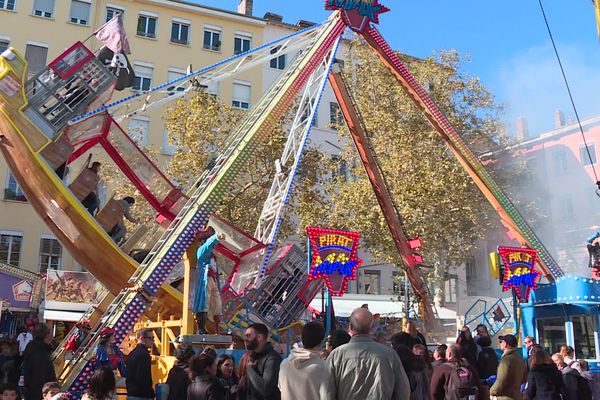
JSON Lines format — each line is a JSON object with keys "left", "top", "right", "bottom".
{"left": 134, "top": 64, "right": 153, "bottom": 79}
{"left": 24, "top": 44, "right": 48, "bottom": 76}
{"left": 33, "top": 0, "right": 54, "bottom": 13}
{"left": 70, "top": 1, "right": 90, "bottom": 22}
{"left": 233, "top": 83, "right": 250, "bottom": 101}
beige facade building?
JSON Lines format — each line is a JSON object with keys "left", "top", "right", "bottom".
{"left": 0, "top": 0, "right": 265, "bottom": 273}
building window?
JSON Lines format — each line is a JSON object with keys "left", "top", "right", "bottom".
{"left": 552, "top": 149, "right": 567, "bottom": 173}
{"left": 538, "top": 317, "right": 567, "bottom": 354}
{"left": 444, "top": 275, "right": 458, "bottom": 304}
{"left": 334, "top": 58, "right": 345, "bottom": 69}
{"left": 580, "top": 143, "right": 597, "bottom": 166}
{"left": 234, "top": 34, "right": 251, "bottom": 55}
{"left": 270, "top": 46, "right": 286, "bottom": 70}
{"left": 39, "top": 236, "right": 62, "bottom": 272}
{"left": 232, "top": 82, "right": 250, "bottom": 109}
{"left": 33, "top": 0, "right": 54, "bottom": 18}
{"left": 105, "top": 6, "right": 123, "bottom": 23}
{"left": 24, "top": 43, "right": 48, "bottom": 78}
{"left": 5, "top": 173, "right": 26, "bottom": 202}
{"left": 166, "top": 68, "right": 185, "bottom": 94}
{"left": 573, "top": 315, "right": 597, "bottom": 359}
{"left": 127, "top": 117, "right": 149, "bottom": 147}
{"left": 0, "top": 0, "right": 15, "bottom": 11}
{"left": 203, "top": 27, "right": 221, "bottom": 51}
{"left": 137, "top": 14, "right": 157, "bottom": 38}
{"left": 466, "top": 258, "right": 477, "bottom": 296}
{"left": 171, "top": 21, "right": 190, "bottom": 45}
{"left": 392, "top": 271, "right": 405, "bottom": 297}
{"left": 69, "top": 0, "right": 90, "bottom": 25}
{"left": 133, "top": 63, "right": 153, "bottom": 91}
{"left": 300, "top": 99, "right": 317, "bottom": 127}
{"left": 330, "top": 102, "right": 344, "bottom": 126}
{"left": 466, "top": 258, "right": 477, "bottom": 280}
{"left": 206, "top": 80, "right": 219, "bottom": 97}
{"left": 363, "top": 270, "right": 381, "bottom": 294}
{"left": 0, "top": 38, "right": 9, "bottom": 54}
{"left": 0, "top": 232, "right": 22, "bottom": 267}
{"left": 559, "top": 195, "right": 574, "bottom": 218}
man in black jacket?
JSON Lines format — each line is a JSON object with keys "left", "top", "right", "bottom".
{"left": 23, "top": 323, "right": 56, "bottom": 400}
{"left": 244, "top": 323, "right": 282, "bottom": 400}
{"left": 126, "top": 328, "right": 155, "bottom": 400}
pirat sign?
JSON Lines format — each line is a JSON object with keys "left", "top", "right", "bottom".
{"left": 306, "top": 226, "right": 362, "bottom": 296}
{"left": 498, "top": 246, "right": 541, "bottom": 303}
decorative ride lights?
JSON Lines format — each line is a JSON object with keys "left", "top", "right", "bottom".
{"left": 498, "top": 246, "right": 541, "bottom": 303}
{"left": 306, "top": 226, "right": 362, "bottom": 296}
{"left": 325, "top": 0, "right": 390, "bottom": 32}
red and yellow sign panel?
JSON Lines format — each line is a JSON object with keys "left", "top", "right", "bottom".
{"left": 498, "top": 247, "right": 541, "bottom": 303}
{"left": 306, "top": 226, "right": 362, "bottom": 296}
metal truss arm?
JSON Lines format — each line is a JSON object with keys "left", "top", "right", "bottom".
{"left": 328, "top": 68, "right": 436, "bottom": 328}
{"left": 361, "top": 26, "right": 563, "bottom": 281}
{"left": 254, "top": 36, "right": 342, "bottom": 275}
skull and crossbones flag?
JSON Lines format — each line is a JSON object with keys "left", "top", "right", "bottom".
{"left": 96, "top": 47, "right": 136, "bottom": 91}
{"left": 94, "top": 14, "right": 135, "bottom": 91}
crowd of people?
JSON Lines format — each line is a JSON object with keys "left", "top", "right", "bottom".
{"left": 0, "top": 309, "right": 596, "bottom": 399}
{"left": 158, "top": 308, "right": 596, "bottom": 400}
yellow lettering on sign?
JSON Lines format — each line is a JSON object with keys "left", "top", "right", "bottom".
{"left": 318, "top": 234, "right": 353, "bottom": 248}
{"left": 508, "top": 252, "right": 532, "bottom": 264}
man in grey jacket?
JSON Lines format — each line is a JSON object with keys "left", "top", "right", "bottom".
{"left": 320, "top": 307, "right": 410, "bottom": 400}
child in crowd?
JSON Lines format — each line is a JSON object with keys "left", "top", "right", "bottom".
{"left": 0, "top": 384, "right": 19, "bottom": 400}
{"left": 41, "top": 382, "right": 67, "bottom": 400}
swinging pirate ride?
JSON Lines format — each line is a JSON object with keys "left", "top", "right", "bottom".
{"left": 0, "top": 0, "right": 564, "bottom": 395}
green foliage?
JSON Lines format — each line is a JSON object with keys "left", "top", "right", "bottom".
{"left": 293, "top": 43, "right": 524, "bottom": 288}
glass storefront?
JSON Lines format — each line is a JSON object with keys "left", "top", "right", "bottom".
{"left": 573, "top": 315, "right": 597, "bottom": 359}
{"left": 537, "top": 315, "right": 598, "bottom": 359}
{"left": 538, "top": 317, "right": 567, "bottom": 355}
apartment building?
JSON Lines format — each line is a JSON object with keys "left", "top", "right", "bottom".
{"left": 456, "top": 112, "right": 600, "bottom": 326}
{"left": 0, "top": 0, "right": 265, "bottom": 273}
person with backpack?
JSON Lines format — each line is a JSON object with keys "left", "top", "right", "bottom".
{"left": 490, "top": 334, "right": 527, "bottom": 400}
{"left": 475, "top": 335, "right": 498, "bottom": 400}
{"left": 551, "top": 353, "right": 592, "bottom": 400}
{"left": 430, "top": 344, "right": 480, "bottom": 400}
{"left": 475, "top": 335, "right": 498, "bottom": 379}
{"left": 524, "top": 350, "right": 564, "bottom": 400}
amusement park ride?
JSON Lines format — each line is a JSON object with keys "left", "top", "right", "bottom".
{"left": 0, "top": 0, "right": 566, "bottom": 395}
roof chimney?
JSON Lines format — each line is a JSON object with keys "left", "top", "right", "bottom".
{"left": 237, "top": 0, "right": 253, "bottom": 16}
{"left": 554, "top": 108, "right": 564, "bottom": 129}
{"left": 263, "top": 12, "right": 283, "bottom": 23}
{"left": 515, "top": 116, "right": 529, "bottom": 141}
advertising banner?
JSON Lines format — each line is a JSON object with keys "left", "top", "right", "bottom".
{"left": 45, "top": 270, "right": 102, "bottom": 312}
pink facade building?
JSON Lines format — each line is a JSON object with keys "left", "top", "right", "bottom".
{"left": 493, "top": 111, "right": 600, "bottom": 275}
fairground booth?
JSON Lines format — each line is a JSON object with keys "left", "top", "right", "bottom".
{"left": 520, "top": 276, "right": 600, "bottom": 368}
{"left": 488, "top": 246, "right": 600, "bottom": 394}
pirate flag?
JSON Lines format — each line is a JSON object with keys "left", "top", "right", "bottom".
{"left": 96, "top": 46, "right": 136, "bottom": 91}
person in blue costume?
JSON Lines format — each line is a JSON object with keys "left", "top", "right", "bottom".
{"left": 193, "top": 226, "right": 225, "bottom": 334}
{"left": 94, "top": 327, "right": 126, "bottom": 383}
{"left": 586, "top": 231, "right": 600, "bottom": 269}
